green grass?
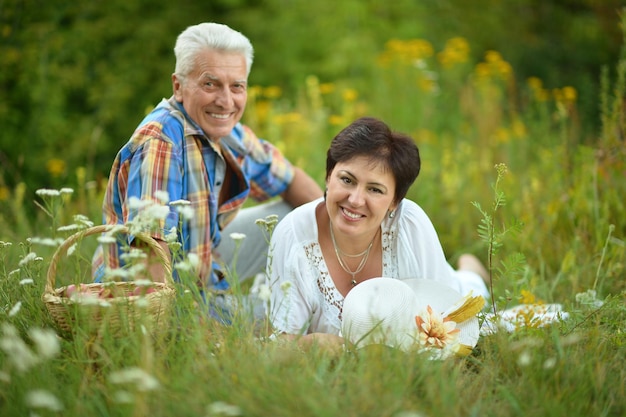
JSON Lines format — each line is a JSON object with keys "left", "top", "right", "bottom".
{"left": 1, "top": 22, "right": 626, "bottom": 417}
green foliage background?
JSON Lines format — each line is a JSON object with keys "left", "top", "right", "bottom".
{"left": 0, "top": 0, "right": 622, "bottom": 192}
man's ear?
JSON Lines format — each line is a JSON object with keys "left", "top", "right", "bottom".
{"left": 172, "top": 74, "right": 183, "bottom": 101}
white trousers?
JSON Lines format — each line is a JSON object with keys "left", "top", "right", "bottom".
{"left": 215, "top": 199, "right": 293, "bottom": 281}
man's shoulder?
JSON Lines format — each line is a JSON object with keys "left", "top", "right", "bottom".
{"left": 126, "top": 100, "right": 186, "bottom": 149}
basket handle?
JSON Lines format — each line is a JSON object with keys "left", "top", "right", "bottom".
{"left": 45, "top": 225, "right": 174, "bottom": 295}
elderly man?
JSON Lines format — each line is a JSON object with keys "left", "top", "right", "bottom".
{"left": 92, "top": 23, "right": 322, "bottom": 297}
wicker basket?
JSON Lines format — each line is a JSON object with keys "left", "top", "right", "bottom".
{"left": 42, "top": 225, "right": 176, "bottom": 337}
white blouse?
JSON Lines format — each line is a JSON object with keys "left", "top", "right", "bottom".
{"left": 267, "top": 197, "right": 484, "bottom": 335}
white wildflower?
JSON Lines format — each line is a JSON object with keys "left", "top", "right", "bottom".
{"left": 145, "top": 204, "right": 170, "bottom": 221}
{"left": 59, "top": 187, "right": 74, "bottom": 195}
{"left": 0, "top": 241, "right": 13, "bottom": 248}
{"left": 18, "top": 252, "right": 39, "bottom": 267}
{"left": 29, "top": 237, "right": 62, "bottom": 247}
{"left": 8, "top": 301, "right": 22, "bottom": 317}
{"left": 127, "top": 263, "right": 146, "bottom": 276}
{"left": 169, "top": 241, "right": 182, "bottom": 252}
{"left": 109, "top": 367, "right": 160, "bottom": 391}
{"left": 206, "top": 401, "right": 242, "bottom": 417}
{"left": 229, "top": 232, "right": 246, "bottom": 242}
{"left": 175, "top": 253, "right": 200, "bottom": 273}
{"left": 98, "top": 235, "right": 117, "bottom": 245}
{"left": 103, "top": 267, "right": 132, "bottom": 281}
{"left": 120, "top": 248, "right": 148, "bottom": 263}
{"left": 0, "top": 324, "right": 39, "bottom": 372}
{"left": 66, "top": 243, "right": 77, "bottom": 257}
{"left": 257, "top": 284, "right": 271, "bottom": 302}
{"left": 25, "top": 389, "right": 64, "bottom": 412}
{"left": 170, "top": 199, "right": 191, "bottom": 206}
{"left": 154, "top": 190, "right": 170, "bottom": 204}
{"left": 188, "top": 253, "right": 200, "bottom": 269}
{"left": 57, "top": 224, "right": 81, "bottom": 232}
{"left": 113, "top": 390, "right": 135, "bottom": 404}
{"left": 106, "top": 224, "right": 126, "bottom": 235}
{"left": 8, "top": 269, "right": 20, "bottom": 277}
{"left": 575, "top": 289, "right": 604, "bottom": 308}
{"left": 28, "top": 328, "right": 60, "bottom": 359}
{"left": 517, "top": 351, "right": 532, "bottom": 367}
{"left": 280, "top": 281, "right": 292, "bottom": 293}
{"left": 128, "top": 196, "right": 151, "bottom": 210}
{"left": 73, "top": 214, "right": 94, "bottom": 228}
{"left": 35, "top": 188, "right": 60, "bottom": 197}
{"left": 543, "top": 357, "right": 557, "bottom": 369}
{"left": 165, "top": 226, "right": 178, "bottom": 244}
{"left": 177, "top": 205, "right": 194, "bottom": 221}
{"left": 19, "top": 278, "right": 34, "bottom": 285}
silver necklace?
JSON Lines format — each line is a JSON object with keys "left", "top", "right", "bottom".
{"left": 329, "top": 222, "right": 375, "bottom": 286}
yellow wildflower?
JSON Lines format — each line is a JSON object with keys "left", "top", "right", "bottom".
{"left": 328, "top": 115, "right": 344, "bottom": 126}
{"left": 46, "top": 159, "right": 66, "bottom": 177}
{"left": 526, "top": 76, "right": 543, "bottom": 90}
{"left": 263, "top": 86, "right": 282, "bottom": 99}
{"left": 562, "top": 86, "right": 577, "bottom": 103}
{"left": 341, "top": 88, "right": 358, "bottom": 102}
{"left": 319, "top": 83, "right": 335, "bottom": 95}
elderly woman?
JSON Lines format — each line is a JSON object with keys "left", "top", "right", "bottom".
{"left": 267, "top": 116, "right": 489, "bottom": 349}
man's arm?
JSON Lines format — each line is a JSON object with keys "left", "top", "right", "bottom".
{"left": 281, "top": 167, "right": 323, "bottom": 207}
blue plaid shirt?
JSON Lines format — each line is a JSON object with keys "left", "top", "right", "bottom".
{"left": 92, "top": 97, "right": 294, "bottom": 289}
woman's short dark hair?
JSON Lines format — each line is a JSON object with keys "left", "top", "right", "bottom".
{"left": 325, "top": 117, "right": 420, "bottom": 205}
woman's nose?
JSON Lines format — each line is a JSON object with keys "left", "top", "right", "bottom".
{"left": 347, "top": 187, "right": 365, "bottom": 206}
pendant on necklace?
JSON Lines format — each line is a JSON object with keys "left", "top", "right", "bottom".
{"left": 350, "top": 279, "right": 357, "bottom": 287}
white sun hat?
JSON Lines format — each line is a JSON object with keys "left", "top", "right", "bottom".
{"left": 341, "top": 277, "right": 484, "bottom": 358}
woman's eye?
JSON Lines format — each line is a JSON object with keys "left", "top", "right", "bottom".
{"left": 341, "top": 177, "right": 352, "bottom": 184}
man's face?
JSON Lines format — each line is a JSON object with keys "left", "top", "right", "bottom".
{"left": 172, "top": 49, "right": 248, "bottom": 141}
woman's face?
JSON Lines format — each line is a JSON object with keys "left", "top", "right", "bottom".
{"left": 326, "top": 155, "right": 397, "bottom": 239}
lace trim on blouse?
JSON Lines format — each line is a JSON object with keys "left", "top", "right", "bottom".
{"left": 304, "top": 227, "right": 398, "bottom": 331}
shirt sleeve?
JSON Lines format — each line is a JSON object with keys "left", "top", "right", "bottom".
{"left": 124, "top": 122, "right": 183, "bottom": 239}
{"left": 267, "top": 214, "right": 314, "bottom": 335}
{"left": 240, "top": 125, "right": 295, "bottom": 201}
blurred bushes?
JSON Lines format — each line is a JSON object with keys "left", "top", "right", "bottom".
{"left": 0, "top": 0, "right": 622, "bottom": 198}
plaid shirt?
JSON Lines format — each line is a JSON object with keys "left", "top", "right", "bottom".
{"left": 92, "top": 97, "right": 294, "bottom": 289}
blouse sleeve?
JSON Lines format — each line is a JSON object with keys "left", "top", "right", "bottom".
{"left": 395, "top": 200, "right": 459, "bottom": 290}
{"left": 267, "top": 214, "right": 315, "bottom": 335}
